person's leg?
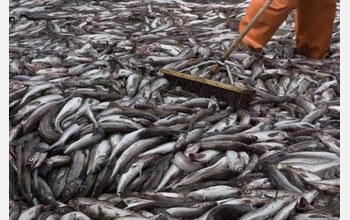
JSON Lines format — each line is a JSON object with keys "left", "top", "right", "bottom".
{"left": 295, "top": 0, "right": 337, "bottom": 59}
{"left": 239, "top": 0, "right": 297, "bottom": 50}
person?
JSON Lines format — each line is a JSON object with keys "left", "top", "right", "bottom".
{"left": 239, "top": 0, "right": 337, "bottom": 59}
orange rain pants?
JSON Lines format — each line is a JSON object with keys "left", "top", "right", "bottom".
{"left": 239, "top": 0, "right": 337, "bottom": 59}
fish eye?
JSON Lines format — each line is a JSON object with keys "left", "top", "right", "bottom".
{"left": 29, "top": 157, "right": 34, "bottom": 162}
{"left": 237, "top": 181, "right": 243, "bottom": 187}
{"left": 65, "top": 190, "right": 70, "bottom": 196}
{"left": 245, "top": 187, "right": 252, "bottom": 194}
{"left": 237, "top": 167, "right": 243, "bottom": 173}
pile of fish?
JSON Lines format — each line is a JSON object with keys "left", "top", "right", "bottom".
{"left": 9, "top": 0, "right": 340, "bottom": 219}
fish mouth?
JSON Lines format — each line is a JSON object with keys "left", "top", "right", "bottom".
{"left": 25, "top": 161, "right": 37, "bottom": 170}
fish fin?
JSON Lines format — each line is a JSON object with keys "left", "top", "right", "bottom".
{"left": 70, "top": 117, "right": 78, "bottom": 124}
{"left": 158, "top": 210, "right": 176, "bottom": 220}
{"left": 138, "top": 166, "right": 143, "bottom": 177}
{"left": 97, "top": 125, "right": 105, "bottom": 135}
{"left": 92, "top": 125, "right": 105, "bottom": 136}
{"left": 109, "top": 171, "right": 117, "bottom": 182}
{"left": 274, "top": 190, "right": 279, "bottom": 200}
{"left": 61, "top": 91, "right": 72, "bottom": 98}
{"left": 9, "top": 140, "right": 18, "bottom": 146}
{"left": 92, "top": 128, "right": 98, "bottom": 136}
{"left": 48, "top": 143, "right": 62, "bottom": 152}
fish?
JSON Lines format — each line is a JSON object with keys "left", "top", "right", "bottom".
{"left": 173, "top": 151, "right": 203, "bottom": 173}
{"left": 187, "top": 185, "right": 240, "bottom": 201}
{"left": 139, "top": 154, "right": 173, "bottom": 192}
{"left": 49, "top": 166, "right": 69, "bottom": 199}
{"left": 117, "top": 154, "right": 159, "bottom": 194}
{"left": 18, "top": 204, "right": 44, "bottom": 220}
{"left": 239, "top": 196, "right": 295, "bottom": 220}
{"left": 49, "top": 123, "right": 82, "bottom": 151}
{"left": 316, "top": 132, "right": 340, "bottom": 154}
{"left": 204, "top": 204, "right": 254, "bottom": 220}
{"left": 20, "top": 83, "right": 55, "bottom": 105}
{"left": 264, "top": 164, "right": 303, "bottom": 194}
{"left": 91, "top": 140, "right": 111, "bottom": 174}
{"left": 64, "top": 133, "right": 104, "bottom": 154}
{"left": 126, "top": 73, "right": 142, "bottom": 97}
{"left": 9, "top": 199, "right": 21, "bottom": 220}
{"left": 61, "top": 150, "right": 88, "bottom": 202}
{"left": 27, "top": 142, "right": 49, "bottom": 170}
{"left": 110, "top": 137, "right": 167, "bottom": 181}
{"left": 138, "top": 142, "right": 176, "bottom": 157}
{"left": 55, "top": 97, "right": 83, "bottom": 133}
{"left": 32, "top": 176, "right": 56, "bottom": 206}
{"left": 12, "top": 94, "right": 64, "bottom": 125}
{"left": 172, "top": 157, "right": 228, "bottom": 188}
{"left": 22, "top": 100, "right": 65, "bottom": 134}
{"left": 273, "top": 190, "right": 318, "bottom": 220}
{"left": 8, "top": 0, "right": 340, "bottom": 218}
{"left": 60, "top": 212, "right": 92, "bottom": 220}
{"left": 38, "top": 103, "right": 63, "bottom": 144}
{"left": 108, "top": 128, "right": 145, "bottom": 162}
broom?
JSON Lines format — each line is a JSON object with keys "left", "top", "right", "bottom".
{"left": 161, "top": 0, "right": 273, "bottom": 110}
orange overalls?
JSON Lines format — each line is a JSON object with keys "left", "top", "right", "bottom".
{"left": 239, "top": 0, "right": 337, "bottom": 59}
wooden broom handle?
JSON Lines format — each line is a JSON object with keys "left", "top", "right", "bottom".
{"left": 211, "top": 0, "right": 274, "bottom": 74}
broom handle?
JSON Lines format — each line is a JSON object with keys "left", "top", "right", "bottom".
{"left": 211, "top": 0, "right": 274, "bottom": 74}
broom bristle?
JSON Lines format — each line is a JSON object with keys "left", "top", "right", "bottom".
{"left": 164, "top": 74, "right": 253, "bottom": 110}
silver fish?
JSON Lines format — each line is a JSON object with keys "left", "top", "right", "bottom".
{"left": 55, "top": 97, "right": 83, "bottom": 133}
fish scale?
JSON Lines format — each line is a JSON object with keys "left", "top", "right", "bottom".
{"left": 9, "top": 0, "right": 340, "bottom": 219}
